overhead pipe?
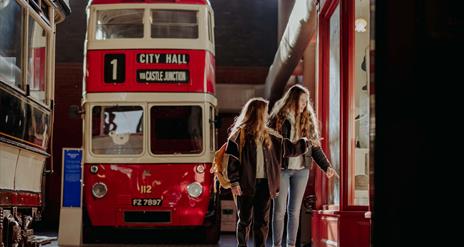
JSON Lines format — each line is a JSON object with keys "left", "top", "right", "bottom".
{"left": 265, "top": 0, "right": 318, "bottom": 106}
{"left": 278, "top": 0, "right": 296, "bottom": 41}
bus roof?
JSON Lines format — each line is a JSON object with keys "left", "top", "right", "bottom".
{"left": 91, "top": 0, "right": 209, "bottom": 5}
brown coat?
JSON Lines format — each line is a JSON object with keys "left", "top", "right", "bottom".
{"left": 225, "top": 129, "right": 308, "bottom": 198}
{"left": 269, "top": 118, "right": 331, "bottom": 171}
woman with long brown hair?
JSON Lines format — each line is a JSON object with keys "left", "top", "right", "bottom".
{"left": 226, "top": 97, "right": 308, "bottom": 247}
{"left": 269, "top": 85, "right": 336, "bottom": 247}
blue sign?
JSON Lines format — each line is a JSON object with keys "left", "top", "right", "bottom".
{"left": 62, "top": 148, "right": 82, "bottom": 207}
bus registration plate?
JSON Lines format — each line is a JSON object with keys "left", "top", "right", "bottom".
{"left": 132, "top": 198, "right": 162, "bottom": 206}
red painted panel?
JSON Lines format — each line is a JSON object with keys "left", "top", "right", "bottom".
{"left": 15, "top": 192, "right": 42, "bottom": 206}
{"left": 83, "top": 163, "right": 213, "bottom": 227}
{"left": 312, "top": 211, "right": 370, "bottom": 247}
{"left": 85, "top": 49, "right": 215, "bottom": 94}
{"left": 0, "top": 191, "right": 15, "bottom": 206}
{"left": 339, "top": 211, "right": 370, "bottom": 247}
{"left": 312, "top": 211, "right": 339, "bottom": 247}
{"left": 0, "top": 191, "right": 41, "bottom": 207}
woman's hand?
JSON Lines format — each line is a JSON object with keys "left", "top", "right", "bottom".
{"left": 231, "top": 185, "right": 243, "bottom": 196}
{"left": 300, "top": 137, "right": 311, "bottom": 151}
{"left": 326, "top": 167, "right": 339, "bottom": 179}
{"left": 301, "top": 137, "right": 310, "bottom": 147}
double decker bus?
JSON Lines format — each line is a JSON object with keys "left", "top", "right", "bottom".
{"left": 81, "top": 0, "right": 219, "bottom": 243}
{"left": 0, "top": 0, "right": 70, "bottom": 246}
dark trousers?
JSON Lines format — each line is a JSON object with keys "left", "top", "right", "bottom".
{"left": 236, "top": 179, "right": 271, "bottom": 247}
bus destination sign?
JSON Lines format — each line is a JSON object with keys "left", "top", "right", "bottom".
{"left": 137, "top": 53, "right": 189, "bottom": 64}
{"left": 137, "top": 70, "right": 190, "bottom": 83}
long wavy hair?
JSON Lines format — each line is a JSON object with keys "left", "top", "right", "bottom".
{"left": 229, "top": 97, "right": 272, "bottom": 148}
{"left": 269, "top": 84, "right": 321, "bottom": 146}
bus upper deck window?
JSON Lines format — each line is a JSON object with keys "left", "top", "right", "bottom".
{"left": 151, "top": 10, "right": 198, "bottom": 39}
{"left": 95, "top": 9, "right": 144, "bottom": 40}
{"left": 0, "top": 1, "right": 23, "bottom": 89}
{"left": 28, "top": 17, "right": 48, "bottom": 104}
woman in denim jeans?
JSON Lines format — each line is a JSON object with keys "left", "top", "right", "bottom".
{"left": 269, "top": 85, "right": 337, "bottom": 247}
{"left": 226, "top": 98, "right": 309, "bottom": 247}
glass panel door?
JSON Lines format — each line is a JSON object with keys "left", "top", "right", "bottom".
{"left": 327, "top": 3, "right": 341, "bottom": 206}
{"left": 349, "top": 0, "right": 371, "bottom": 206}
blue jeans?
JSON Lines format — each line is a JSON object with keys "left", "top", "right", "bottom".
{"left": 272, "top": 168, "right": 309, "bottom": 247}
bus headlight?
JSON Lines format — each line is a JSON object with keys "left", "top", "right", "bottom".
{"left": 92, "top": 182, "right": 108, "bottom": 198}
{"left": 187, "top": 182, "right": 203, "bottom": 198}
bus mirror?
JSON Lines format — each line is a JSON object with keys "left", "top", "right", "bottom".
{"left": 68, "top": 105, "right": 83, "bottom": 119}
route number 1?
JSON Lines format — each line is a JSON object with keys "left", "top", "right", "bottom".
{"left": 104, "top": 54, "right": 125, "bottom": 83}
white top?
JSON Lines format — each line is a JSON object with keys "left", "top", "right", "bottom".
{"left": 256, "top": 141, "right": 266, "bottom": 178}
{"left": 287, "top": 112, "right": 304, "bottom": 170}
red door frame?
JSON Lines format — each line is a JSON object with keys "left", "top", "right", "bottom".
{"left": 314, "top": 0, "right": 371, "bottom": 246}
{"left": 316, "top": 0, "right": 339, "bottom": 210}
{"left": 317, "top": 0, "right": 367, "bottom": 212}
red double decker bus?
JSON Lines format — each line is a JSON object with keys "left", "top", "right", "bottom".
{"left": 81, "top": 0, "right": 219, "bottom": 243}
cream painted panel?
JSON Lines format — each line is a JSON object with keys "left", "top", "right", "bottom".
{"left": 0, "top": 143, "right": 19, "bottom": 190}
{"left": 14, "top": 150, "right": 46, "bottom": 192}
{"left": 88, "top": 39, "right": 209, "bottom": 51}
{"left": 84, "top": 92, "right": 217, "bottom": 105}
{"left": 216, "top": 84, "right": 264, "bottom": 113}
{"left": 83, "top": 153, "right": 214, "bottom": 164}
{"left": 58, "top": 208, "right": 82, "bottom": 245}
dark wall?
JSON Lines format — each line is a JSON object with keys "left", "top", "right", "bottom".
{"left": 55, "top": 0, "right": 278, "bottom": 66}
{"left": 55, "top": 0, "right": 87, "bottom": 63}
{"left": 373, "top": 0, "right": 462, "bottom": 246}
{"left": 41, "top": 0, "right": 87, "bottom": 226}
{"left": 212, "top": 0, "right": 277, "bottom": 66}
{"left": 43, "top": 64, "right": 83, "bottom": 227}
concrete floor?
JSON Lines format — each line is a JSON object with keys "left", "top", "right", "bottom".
{"left": 40, "top": 232, "right": 275, "bottom": 247}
